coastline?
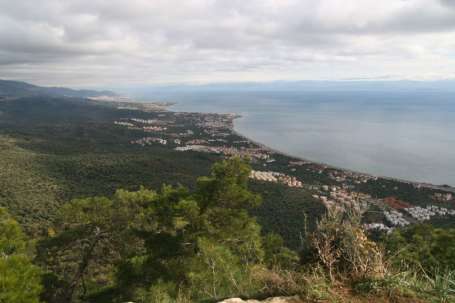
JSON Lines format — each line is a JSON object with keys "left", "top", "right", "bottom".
{"left": 165, "top": 102, "right": 455, "bottom": 193}
{"left": 228, "top": 114, "right": 455, "bottom": 194}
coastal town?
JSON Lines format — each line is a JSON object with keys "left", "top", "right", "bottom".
{"left": 113, "top": 107, "right": 455, "bottom": 233}
{"left": 250, "top": 170, "right": 303, "bottom": 188}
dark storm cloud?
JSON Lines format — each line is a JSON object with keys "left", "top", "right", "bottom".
{"left": 0, "top": 0, "right": 454, "bottom": 85}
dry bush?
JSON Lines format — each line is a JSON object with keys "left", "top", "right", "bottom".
{"left": 251, "top": 266, "right": 305, "bottom": 296}
{"left": 310, "top": 207, "right": 386, "bottom": 282}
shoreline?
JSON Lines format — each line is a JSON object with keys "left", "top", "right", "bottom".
{"left": 165, "top": 103, "right": 455, "bottom": 193}
{"left": 232, "top": 125, "right": 455, "bottom": 193}
{"left": 226, "top": 111, "right": 455, "bottom": 193}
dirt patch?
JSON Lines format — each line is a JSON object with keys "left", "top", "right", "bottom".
{"left": 383, "top": 197, "right": 412, "bottom": 209}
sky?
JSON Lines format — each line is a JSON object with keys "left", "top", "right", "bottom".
{"left": 1, "top": 0, "right": 455, "bottom": 87}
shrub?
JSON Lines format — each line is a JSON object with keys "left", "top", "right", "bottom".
{"left": 0, "top": 208, "right": 43, "bottom": 303}
{"left": 420, "top": 269, "right": 455, "bottom": 303}
{"left": 309, "top": 207, "right": 386, "bottom": 282}
{"left": 263, "top": 233, "right": 300, "bottom": 269}
{"left": 385, "top": 224, "right": 455, "bottom": 273}
{"left": 252, "top": 265, "right": 336, "bottom": 302}
{"left": 133, "top": 281, "right": 175, "bottom": 303}
{"left": 187, "top": 238, "right": 258, "bottom": 300}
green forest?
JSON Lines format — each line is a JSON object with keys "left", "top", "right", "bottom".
{"left": 1, "top": 96, "right": 455, "bottom": 302}
{"left": 0, "top": 97, "right": 326, "bottom": 248}
{"left": 2, "top": 158, "right": 455, "bottom": 303}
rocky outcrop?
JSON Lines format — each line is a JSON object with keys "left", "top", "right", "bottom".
{"left": 218, "top": 296, "right": 303, "bottom": 303}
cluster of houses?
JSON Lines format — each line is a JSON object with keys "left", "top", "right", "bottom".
{"left": 313, "top": 185, "right": 371, "bottom": 210}
{"left": 130, "top": 118, "right": 159, "bottom": 124}
{"left": 175, "top": 145, "right": 207, "bottom": 152}
{"left": 130, "top": 137, "right": 167, "bottom": 146}
{"left": 250, "top": 170, "right": 280, "bottom": 182}
{"left": 174, "top": 144, "right": 271, "bottom": 161}
{"left": 404, "top": 205, "right": 455, "bottom": 221}
{"left": 114, "top": 121, "right": 134, "bottom": 127}
{"left": 228, "top": 147, "right": 271, "bottom": 160}
{"left": 186, "top": 139, "right": 208, "bottom": 145}
{"left": 371, "top": 204, "right": 455, "bottom": 232}
{"left": 277, "top": 174, "right": 303, "bottom": 188}
{"left": 288, "top": 159, "right": 377, "bottom": 185}
{"left": 384, "top": 209, "right": 410, "bottom": 227}
{"left": 383, "top": 205, "right": 455, "bottom": 227}
{"left": 195, "top": 113, "right": 237, "bottom": 130}
{"left": 89, "top": 97, "right": 172, "bottom": 112}
{"left": 249, "top": 170, "right": 303, "bottom": 188}
{"left": 320, "top": 165, "right": 379, "bottom": 185}
{"left": 185, "top": 138, "right": 228, "bottom": 145}
{"left": 363, "top": 223, "right": 393, "bottom": 233}
{"left": 115, "top": 118, "right": 170, "bottom": 132}
{"left": 199, "top": 115, "right": 239, "bottom": 137}
{"left": 115, "top": 113, "right": 274, "bottom": 164}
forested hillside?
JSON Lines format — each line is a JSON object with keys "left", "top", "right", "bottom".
{"left": 1, "top": 95, "right": 454, "bottom": 302}
{"left": 0, "top": 96, "right": 324, "bottom": 247}
{"left": 1, "top": 157, "right": 454, "bottom": 303}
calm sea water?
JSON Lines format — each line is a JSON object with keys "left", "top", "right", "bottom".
{"left": 151, "top": 90, "right": 455, "bottom": 186}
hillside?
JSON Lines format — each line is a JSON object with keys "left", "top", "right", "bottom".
{"left": 1, "top": 94, "right": 454, "bottom": 242}
{"left": 2, "top": 156, "right": 453, "bottom": 303}
{"left": 0, "top": 94, "right": 454, "bottom": 302}
{"left": 0, "top": 96, "right": 325, "bottom": 246}
{"left": 0, "top": 79, "right": 116, "bottom": 98}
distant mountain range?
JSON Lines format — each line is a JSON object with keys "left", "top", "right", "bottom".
{"left": 0, "top": 79, "right": 117, "bottom": 98}
{"left": 118, "top": 79, "right": 455, "bottom": 99}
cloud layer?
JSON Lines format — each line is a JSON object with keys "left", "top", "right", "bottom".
{"left": 1, "top": 0, "right": 455, "bottom": 86}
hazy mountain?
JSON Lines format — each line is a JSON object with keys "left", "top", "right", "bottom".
{"left": 0, "top": 79, "right": 117, "bottom": 98}
{"left": 118, "top": 80, "right": 455, "bottom": 99}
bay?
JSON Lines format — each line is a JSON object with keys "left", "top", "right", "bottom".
{"left": 153, "top": 90, "right": 455, "bottom": 186}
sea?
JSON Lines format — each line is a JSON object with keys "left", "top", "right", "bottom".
{"left": 138, "top": 89, "right": 455, "bottom": 186}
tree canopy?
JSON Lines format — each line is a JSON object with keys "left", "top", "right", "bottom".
{"left": 0, "top": 208, "right": 43, "bottom": 303}
{"left": 37, "top": 157, "right": 278, "bottom": 302}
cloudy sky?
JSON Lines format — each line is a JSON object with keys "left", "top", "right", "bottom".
{"left": 1, "top": 0, "right": 455, "bottom": 87}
